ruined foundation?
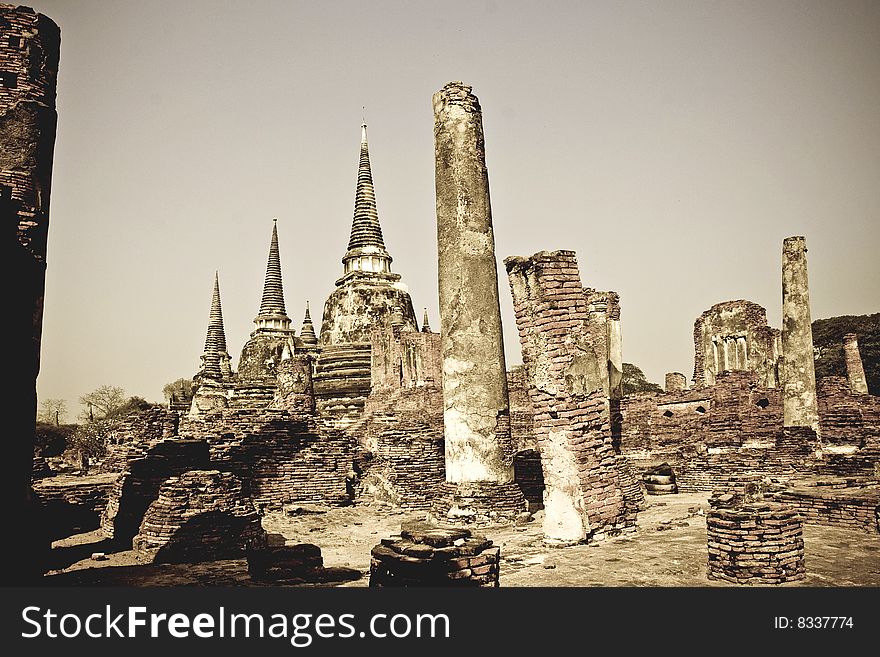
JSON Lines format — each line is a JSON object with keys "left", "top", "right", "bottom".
{"left": 432, "top": 81, "right": 523, "bottom": 520}
{"left": 133, "top": 470, "right": 267, "bottom": 563}
{"left": 506, "top": 250, "right": 632, "bottom": 544}
{"left": 248, "top": 541, "right": 324, "bottom": 582}
{"left": 369, "top": 522, "right": 500, "bottom": 587}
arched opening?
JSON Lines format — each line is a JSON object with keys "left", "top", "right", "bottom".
{"left": 755, "top": 398, "right": 770, "bottom": 409}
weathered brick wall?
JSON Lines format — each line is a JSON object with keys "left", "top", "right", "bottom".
{"left": 778, "top": 487, "right": 879, "bottom": 534}
{"left": 506, "top": 250, "right": 630, "bottom": 544}
{"left": 179, "top": 408, "right": 353, "bottom": 509}
{"left": 508, "top": 365, "right": 537, "bottom": 454}
{"left": 817, "top": 376, "right": 876, "bottom": 446}
{"left": 693, "top": 300, "right": 780, "bottom": 389}
{"left": 314, "top": 342, "right": 372, "bottom": 425}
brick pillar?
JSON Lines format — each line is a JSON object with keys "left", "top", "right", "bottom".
{"left": 843, "top": 333, "right": 869, "bottom": 395}
{"left": 781, "top": 236, "right": 819, "bottom": 433}
{"left": 665, "top": 372, "right": 688, "bottom": 392}
{"left": 506, "top": 251, "right": 632, "bottom": 544}
{"left": 1, "top": 5, "right": 60, "bottom": 582}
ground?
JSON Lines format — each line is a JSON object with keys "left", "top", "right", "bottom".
{"left": 45, "top": 492, "right": 880, "bottom": 587}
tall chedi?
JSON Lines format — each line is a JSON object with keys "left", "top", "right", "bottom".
{"left": 315, "top": 123, "right": 418, "bottom": 423}
{"left": 237, "top": 219, "right": 296, "bottom": 404}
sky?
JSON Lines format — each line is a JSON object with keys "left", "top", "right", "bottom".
{"left": 32, "top": 0, "right": 880, "bottom": 418}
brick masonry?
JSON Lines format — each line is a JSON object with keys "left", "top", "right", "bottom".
{"left": 506, "top": 250, "right": 631, "bottom": 544}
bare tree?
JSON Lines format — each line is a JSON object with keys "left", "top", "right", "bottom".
{"left": 78, "top": 385, "right": 127, "bottom": 422}
{"left": 37, "top": 398, "right": 67, "bottom": 425}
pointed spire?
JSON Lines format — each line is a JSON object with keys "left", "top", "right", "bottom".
{"left": 200, "top": 271, "right": 226, "bottom": 380}
{"left": 422, "top": 308, "right": 431, "bottom": 333}
{"left": 347, "top": 123, "right": 387, "bottom": 251}
{"left": 300, "top": 301, "right": 318, "bottom": 346}
{"left": 254, "top": 219, "right": 291, "bottom": 331}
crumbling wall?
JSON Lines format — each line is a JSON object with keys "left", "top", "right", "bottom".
{"left": 179, "top": 409, "right": 353, "bottom": 509}
{"left": 693, "top": 300, "right": 781, "bottom": 388}
{"left": 101, "top": 439, "right": 211, "bottom": 545}
{"left": 506, "top": 250, "right": 631, "bottom": 544}
{"left": 133, "top": 470, "right": 266, "bottom": 563}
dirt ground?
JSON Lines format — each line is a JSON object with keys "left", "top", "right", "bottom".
{"left": 45, "top": 492, "right": 880, "bottom": 587}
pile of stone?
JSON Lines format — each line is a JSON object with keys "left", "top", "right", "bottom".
{"left": 642, "top": 463, "right": 677, "bottom": 495}
{"left": 133, "top": 470, "right": 266, "bottom": 563}
{"left": 370, "top": 522, "right": 500, "bottom": 587}
{"left": 706, "top": 484, "right": 805, "bottom": 584}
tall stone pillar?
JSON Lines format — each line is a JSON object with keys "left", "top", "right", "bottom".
{"left": 432, "top": 81, "right": 523, "bottom": 522}
{"left": 0, "top": 5, "right": 61, "bottom": 582}
{"left": 843, "top": 333, "right": 869, "bottom": 395}
{"left": 665, "top": 372, "right": 688, "bottom": 392}
{"left": 781, "top": 236, "right": 819, "bottom": 433}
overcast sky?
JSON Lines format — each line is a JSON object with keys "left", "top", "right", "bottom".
{"left": 32, "top": 0, "right": 880, "bottom": 416}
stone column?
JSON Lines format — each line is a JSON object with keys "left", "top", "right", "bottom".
{"left": 1, "top": 5, "right": 60, "bottom": 582}
{"left": 432, "top": 81, "right": 523, "bottom": 521}
{"left": 781, "top": 236, "right": 819, "bottom": 433}
{"left": 843, "top": 333, "right": 869, "bottom": 395}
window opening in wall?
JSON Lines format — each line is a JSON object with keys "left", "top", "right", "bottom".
{"left": 695, "top": 406, "right": 706, "bottom": 414}
{"left": 0, "top": 71, "right": 18, "bottom": 88}
{"left": 756, "top": 398, "right": 770, "bottom": 409}
{"left": 662, "top": 410, "right": 673, "bottom": 418}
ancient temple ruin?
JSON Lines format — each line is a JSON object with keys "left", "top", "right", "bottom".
{"left": 25, "top": 66, "right": 880, "bottom": 587}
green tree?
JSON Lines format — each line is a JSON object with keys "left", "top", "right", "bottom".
{"left": 621, "top": 363, "right": 664, "bottom": 396}
{"left": 37, "top": 398, "right": 67, "bottom": 425}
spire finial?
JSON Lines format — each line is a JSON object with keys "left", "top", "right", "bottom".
{"left": 421, "top": 307, "right": 432, "bottom": 333}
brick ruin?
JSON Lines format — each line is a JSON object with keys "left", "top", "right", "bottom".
{"left": 693, "top": 300, "right": 781, "bottom": 389}
{"left": 24, "top": 69, "right": 879, "bottom": 584}
{"left": 369, "top": 522, "right": 500, "bottom": 587}
{"left": 506, "top": 250, "right": 634, "bottom": 544}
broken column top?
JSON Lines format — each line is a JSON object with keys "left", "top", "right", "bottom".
{"left": 433, "top": 81, "right": 481, "bottom": 112}
{"left": 783, "top": 236, "right": 807, "bottom": 252}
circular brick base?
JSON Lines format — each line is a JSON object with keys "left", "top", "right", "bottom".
{"left": 369, "top": 522, "right": 500, "bottom": 587}
{"left": 707, "top": 502, "right": 805, "bottom": 584}
{"left": 431, "top": 481, "right": 526, "bottom": 525}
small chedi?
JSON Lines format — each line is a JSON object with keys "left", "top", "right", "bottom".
{"left": 369, "top": 521, "right": 500, "bottom": 587}
{"left": 706, "top": 478, "right": 805, "bottom": 584}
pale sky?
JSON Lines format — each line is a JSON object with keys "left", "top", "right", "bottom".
{"left": 32, "top": 0, "right": 880, "bottom": 416}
